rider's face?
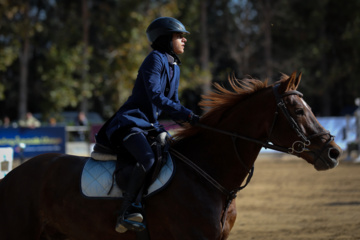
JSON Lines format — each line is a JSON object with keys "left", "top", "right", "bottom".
{"left": 172, "top": 33, "right": 187, "bottom": 55}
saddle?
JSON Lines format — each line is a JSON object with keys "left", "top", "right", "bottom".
{"left": 87, "top": 135, "right": 170, "bottom": 196}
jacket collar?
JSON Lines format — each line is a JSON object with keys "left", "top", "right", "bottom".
{"left": 166, "top": 53, "right": 177, "bottom": 65}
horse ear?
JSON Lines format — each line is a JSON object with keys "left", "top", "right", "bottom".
{"left": 278, "top": 71, "right": 297, "bottom": 94}
{"left": 293, "top": 72, "right": 302, "bottom": 90}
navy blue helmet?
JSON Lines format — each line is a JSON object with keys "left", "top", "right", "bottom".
{"left": 146, "top": 17, "right": 190, "bottom": 43}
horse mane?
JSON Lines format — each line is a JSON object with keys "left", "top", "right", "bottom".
{"left": 173, "top": 75, "right": 269, "bottom": 141}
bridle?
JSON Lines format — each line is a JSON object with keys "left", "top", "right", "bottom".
{"left": 191, "top": 84, "right": 334, "bottom": 157}
{"left": 170, "top": 83, "right": 335, "bottom": 230}
{"left": 269, "top": 84, "right": 334, "bottom": 155}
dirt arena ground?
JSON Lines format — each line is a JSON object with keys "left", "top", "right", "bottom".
{"left": 228, "top": 153, "right": 360, "bottom": 240}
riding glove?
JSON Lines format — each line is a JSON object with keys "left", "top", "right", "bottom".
{"left": 188, "top": 112, "right": 200, "bottom": 126}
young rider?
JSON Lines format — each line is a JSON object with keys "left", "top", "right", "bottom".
{"left": 94, "top": 17, "right": 200, "bottom": 233}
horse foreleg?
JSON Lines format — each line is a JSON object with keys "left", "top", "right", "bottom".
{"left": 220, "top": 200, "right": 237, "bottom": 240}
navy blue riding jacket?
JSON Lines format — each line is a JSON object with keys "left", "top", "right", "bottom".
{"left": 96, "top": 50, "right": 192, "bottom": 147}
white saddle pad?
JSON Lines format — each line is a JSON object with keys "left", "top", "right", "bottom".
{"left": 81, "top": 154, "right": 174, "bottom": 198}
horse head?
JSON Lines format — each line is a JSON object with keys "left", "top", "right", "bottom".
{"left": 270, "top": 71, "right": 341, "bottom": 170}
{"left": 174, "top": 71, "right": 341, "bottom": 172}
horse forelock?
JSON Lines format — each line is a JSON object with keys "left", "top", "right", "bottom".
{"left": 279, "top": 73, "right": 289, "bottom": 82}
{"left": 172, "top": 76, "right": 268, "bottom": 141}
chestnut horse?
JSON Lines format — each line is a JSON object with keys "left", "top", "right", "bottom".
{"left": 0, "top": 72, "right": 341, "bottom": 240}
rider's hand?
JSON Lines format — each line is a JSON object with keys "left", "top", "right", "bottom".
{"left": 188, "top": 112, "right": 200, "bottom": 126}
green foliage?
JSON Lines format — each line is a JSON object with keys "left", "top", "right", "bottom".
{"left": 37, "top": 44, "right": 86, "bottom": 111}
{"left": 269, "top": 0, "right": 360, "bottom": 115}
{"left": 1, "top": 0, "right": 360, "bottom": 120}
{"left": 0, "top": 46, "right": 18, "bottom": 71}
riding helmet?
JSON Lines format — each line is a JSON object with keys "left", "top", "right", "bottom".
{"left": 146, "top": 17, "right": 190, "bottom": 43}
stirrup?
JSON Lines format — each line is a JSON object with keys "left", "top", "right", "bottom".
{"left": 115, "top": 213, "right": 144, "bottom": 233}
{"left": 121, "top": 218, "right": 146, "bottom": 232}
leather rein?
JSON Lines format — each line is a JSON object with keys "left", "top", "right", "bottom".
{"left": 170, "top": 83, "right": 333, "bottom": 230}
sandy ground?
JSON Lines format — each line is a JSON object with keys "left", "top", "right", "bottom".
{"left": 228, "top": 154, "right": 360, "bottom": 240}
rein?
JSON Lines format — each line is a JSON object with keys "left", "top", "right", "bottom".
{"left": 169, "top": 148, "right": 254, "bottom": 230}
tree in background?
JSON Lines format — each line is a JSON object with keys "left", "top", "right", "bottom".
{"left": 0, "top": 0, "right": 46, "bottom": 120}
{"left": 270, "top": 0, "right": 360, "bottom": 115}
{"left": 0, "top": 0, "right": 360, "bottom": 122}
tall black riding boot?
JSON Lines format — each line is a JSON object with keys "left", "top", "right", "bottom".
{"left": 115, "top": 163, "right": 147, "bottom": 233}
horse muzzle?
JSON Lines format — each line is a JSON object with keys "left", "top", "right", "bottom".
{"left": 314, "top": 147, "right": 341, "bottom": 171}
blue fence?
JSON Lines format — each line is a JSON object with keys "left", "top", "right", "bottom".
{"left": 0, "top": 126, "right": 66, "bottom": 158}
{"left": 0, "top": 117, "right": 356, "bottom": 157}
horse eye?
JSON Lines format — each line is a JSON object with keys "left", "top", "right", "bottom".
{"left": 295, "top": 108, "right": 304, "bottom": 116}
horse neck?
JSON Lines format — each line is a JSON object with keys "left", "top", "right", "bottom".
{"left": 174, "top": 88, "right": 276, "bottom": 190}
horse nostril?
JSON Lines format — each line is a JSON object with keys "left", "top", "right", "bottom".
{"left": 329, "top": 148, "right": 340, "bottom": 160}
